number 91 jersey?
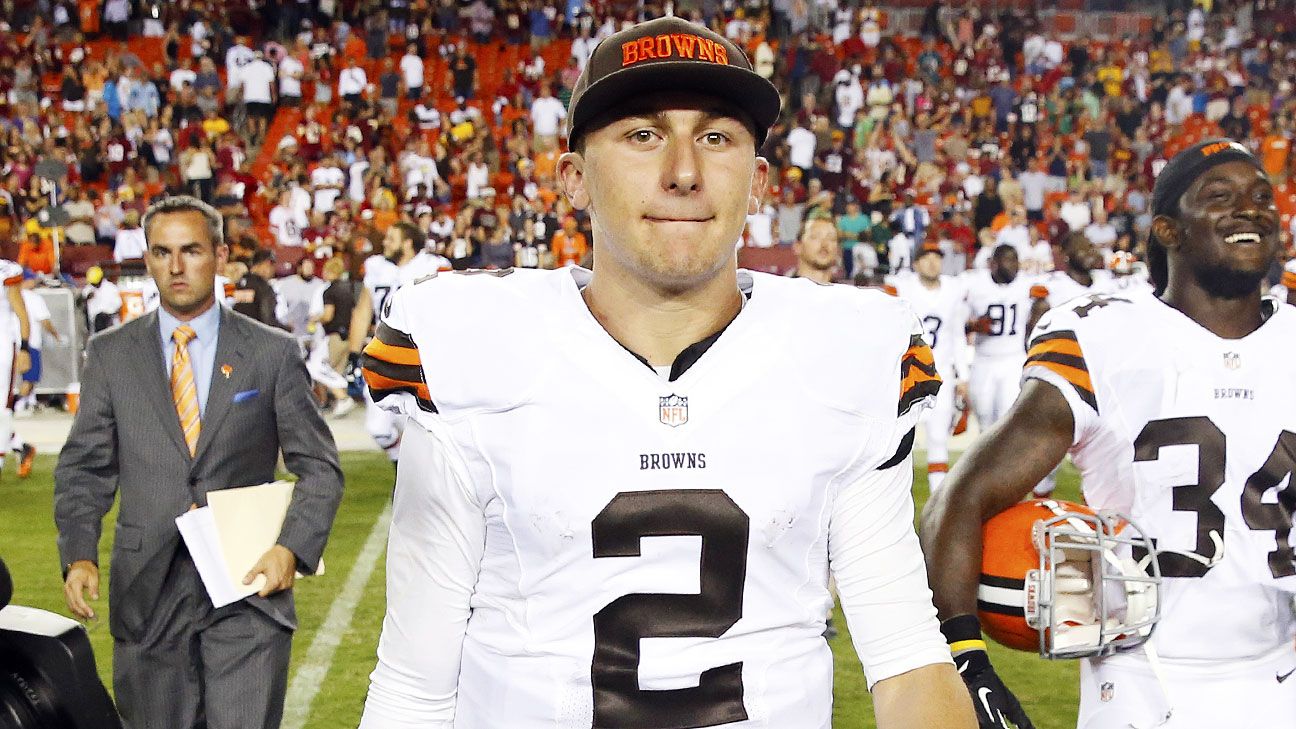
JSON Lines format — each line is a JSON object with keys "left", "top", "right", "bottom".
{"left": 1023, "top": 291, "right": 1296, "bottom": 661}
{"left": 359, "top": 268, "right": 950, "bottom": 728}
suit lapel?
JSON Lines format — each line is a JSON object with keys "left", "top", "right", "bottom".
{"left": 134, "top": 311, "right": 192, "bottom": 460}
{"left": 193, "top": 308, "right": 248, "bottom": 463}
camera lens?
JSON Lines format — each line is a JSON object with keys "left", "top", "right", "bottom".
{"left": 0, "top": 658, "right": 73, "bottom": 729}
{"left": 0, "top": 669, "right": 47, "bottom": 729}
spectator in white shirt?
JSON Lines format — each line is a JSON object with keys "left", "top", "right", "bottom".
{"left": 113, "top": 210, "right": 147, "bottom": 262}
{"left": 1058, "top": 190, "right": 1092, "bottom": 232}
{"left": 270, "top": 189, "right": 310, "bottom": 247}
{"left": 570, "top": 30, "right": 595, "bottom": 72}
{"left": 1165, "top": 77, "right": 1193, "bottom": 126}
{"left": 786, "top": 123, "right": 817, "bottom": 172}
{"left": 169, "top": 57, "right": 197, "bottom": 92}
{"left": 400, "top": 44, "right": 425, "bottom": 100}
{"left": 834, "top": 70, "right": 864, "bottom": 129}
{"left": 338, "top": 58, "right": 368, "bottom": 109}
{"left": 279, "top": 50, "right": 305, "bottom": 107}
{"left": 529, "top": 82, "right": 567, "bottom": 152}
{"left": 311, "top": 155, "right": 347, "bottom": 214}
{"left": 240, "top": 53, "right": 278, "bottom": 143}
{"left": 1017, "top": 158, "right": 1051, "bottom": 221}
{"left": 1083, "top": 208, "right": 1118, "bottom": 253}
{"left": 994, "top": 207, "right": 1032, "bottom": 256}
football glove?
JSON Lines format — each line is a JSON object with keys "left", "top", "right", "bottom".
{"left": 942, "top": 614, "right": 1035, "bottom": 729}
{"left": 345, "top": 352, "right": 365, "bottom": 399}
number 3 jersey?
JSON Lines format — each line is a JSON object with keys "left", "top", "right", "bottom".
{"left": 1024, "top": 291, "right": 1296, "bottom": 661}
{"left": 358, "top": 268, "right": 952, "bottom": 728}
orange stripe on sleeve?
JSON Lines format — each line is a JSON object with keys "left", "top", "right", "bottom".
{"left": 1283, "top": 270, "right": 1296, "bottom": 288}
{"left": 901, "top": 367, "right": 942, "bottom": 394}
{"left": 1030, "top": 285, "right": 1050, "bottom": 299}
{"left": 363, "top": 338, "right": 422, "bottom": 367}
{"left": 904, "top": 344, "right": 936, "bottom": 368}
{"left": 1032, "top": 360, "right": 1094, "bottom": 396}
{"left": 1027, "top": 337, "right": 1084, "bottom": 360}
{"left": 3, "top": 276, "right": 22, "bottom": 286}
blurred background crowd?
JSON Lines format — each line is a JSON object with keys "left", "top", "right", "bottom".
{"left": 1, "top": 0, "right": 1294, "bottom": 400}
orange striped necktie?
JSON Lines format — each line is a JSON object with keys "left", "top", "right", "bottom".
{"left": 171, "top": 325, "right": 201, "bottom": 456}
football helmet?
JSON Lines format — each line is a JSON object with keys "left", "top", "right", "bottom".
{"left": 979, "top": 499, "right": 1161, "bottom": 659}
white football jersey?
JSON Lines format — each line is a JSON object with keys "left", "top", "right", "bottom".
{"left": 359, "top": 268, "right": 951, "bottom": 728}
{"left": 890, "top": 273, "right": 969, "bottom": 380}
{"left": 962, "top": 269, "right": 1038, "bottom": 359}
{"left": 363, "top": 255, "right": 402, "bottom": 325}
{"left": 1025, "top": 291, "right": 1296, "bottom": 661}
{"left": 397, "top": 250, "right": 453, "bottom": 289}
{"left": 1033, "top": 269, "right": 1116, "bottom": 309}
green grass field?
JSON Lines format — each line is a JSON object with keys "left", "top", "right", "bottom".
{"left": 0, "top": 453, "right": 1081, "bottom": 727}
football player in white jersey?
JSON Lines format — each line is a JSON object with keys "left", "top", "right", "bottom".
{"left": 396, "top": 236, "right": 453, "bottom": 289}
{"left": 358, "top": 16, "right": 974, "bottom": 729}
{"left": 0, "top": 259, "right": 31, "bottom": 480}
{"left": 1025, "top": 231, "right": 1115, "bottom": 330}
{"left": 890, "top": 243, "right": 968, "bottom": 492}
{"left": 961, "top": 244, "right": 1038, "bottom": 431}
{"left": 352, "top": 222, "right": 421, "bottom": 462}
{"left": 922, "top": 139, "right": 1296, "bottom": 728}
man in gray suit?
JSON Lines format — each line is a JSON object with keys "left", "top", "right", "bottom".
{"left": 54, "top": 195, "right": 344, "bottom": 729}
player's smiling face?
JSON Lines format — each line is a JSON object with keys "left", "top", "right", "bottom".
{"left": 145, "top": 210, "right": 228, "bottom": 319}
{"left": 1163, "top": 160, "right": 1280, "bottom": 298}
{"left": 560, "top": 91, "right": 768, "bottom": 292}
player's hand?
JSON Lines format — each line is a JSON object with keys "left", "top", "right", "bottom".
{"left": 955, "top": 382, "right": 969, "bottom": 401}
{"left": 244, "top": 544, "right": 297, "bottom": 597}
{"left": 64, "top": 560, "right": 100, "bottom": 620}
{"left": 15, "top": 349, "right": 30, "bottom": 376}
{"left": 942, "top": 616, "right": 1034, "bottom": 729}
{"left": 346, "top": 351, "right": 363, "bottom": 382}
{"left": 969, "top": 316, "right": 994, "bottom": 335}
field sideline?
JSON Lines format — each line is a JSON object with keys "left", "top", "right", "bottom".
{"left": 1, "top": 452, "right": 1081, "bottom": 727}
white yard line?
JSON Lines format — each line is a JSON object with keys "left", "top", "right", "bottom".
{"left": 281, "top": 500, "right": 392, "bottom": 729}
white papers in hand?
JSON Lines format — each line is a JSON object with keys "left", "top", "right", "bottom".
{"left": 175, "top": 480, "right": 298, "bottom": 608}
{"left": 175, "top": 507, "right": 252, "bottom": 608}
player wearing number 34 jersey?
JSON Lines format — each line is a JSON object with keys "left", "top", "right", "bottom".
{"left": 358, "top": 15, "right": 973, "bottom": 729}
{"left": 924, "top": 139, "right": 1296, "bottom": 729}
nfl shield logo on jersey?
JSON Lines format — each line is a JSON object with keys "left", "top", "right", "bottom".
{"left": 1100, "top": 682, "right": 1115, "bottom": 703}
{"left": 1223, "top": 351, "right": 1241, "bottom": 370}
{"left": 659, "top": 395, "right": 688, "bottom": 427}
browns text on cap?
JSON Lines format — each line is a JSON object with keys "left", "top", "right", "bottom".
{"left": 566, "top": 16, "right": 782, "bottom": 147}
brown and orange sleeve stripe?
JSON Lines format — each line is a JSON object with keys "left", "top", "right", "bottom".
{"left": 899, "top": 334, "right": 942, "bottom": 416}
{"left": 1025, "top": 330, "right": 1097, "bottom": 413}
{"left": 1282, "top": 270, "right": 1296, "bottom": 289}
{"left": 361, "top": 322, "right": 437, "bottom": 413}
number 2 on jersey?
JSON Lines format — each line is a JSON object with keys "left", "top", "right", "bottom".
{"left": 1134, "top": 419, "right": 1296, "bottom": 578}
{"left": 591, "top": 490, "right": 750, "bottom": 729}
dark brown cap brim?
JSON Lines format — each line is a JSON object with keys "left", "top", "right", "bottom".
{"left": 567, "top": 60, "right": 781, "bottom": 148}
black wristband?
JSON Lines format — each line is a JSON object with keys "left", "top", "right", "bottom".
{"left": 19, "top": 340, "right": 29, "bottom": 353}
{"left": 940, "top": 613, "right": 983, "bottom": 643}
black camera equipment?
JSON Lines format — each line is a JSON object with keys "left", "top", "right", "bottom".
{"left": 0, "top": 557, "right": 123, "bottom": 729}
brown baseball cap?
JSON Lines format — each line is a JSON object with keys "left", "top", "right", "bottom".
{"left": 566, "top": 16, "right": 781, "bottom": 147}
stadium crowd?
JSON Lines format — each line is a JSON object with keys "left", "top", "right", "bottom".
{"left": 0, "top": 0, "right": 1294, "bottom": 396}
